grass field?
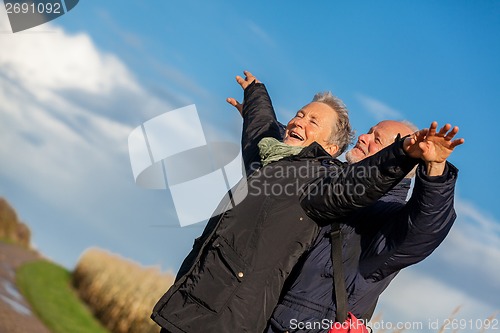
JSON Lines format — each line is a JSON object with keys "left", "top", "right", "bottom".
{"left": 16, "top": 260, "right": 110, "bottom": 333}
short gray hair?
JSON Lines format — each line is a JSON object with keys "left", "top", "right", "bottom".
{"left": 312, "top": 91, "right": 354, "bottom": 157}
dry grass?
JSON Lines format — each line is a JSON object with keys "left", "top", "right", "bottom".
{"left": 0, "top": 197, "right": 31, "bottom": 247}
{"left": 72, "top": 248, "right": 174, "bottom": 333}
{"left": 437, "top": 306, "right": 462, "bottom": 333}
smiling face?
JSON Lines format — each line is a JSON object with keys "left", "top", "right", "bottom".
{"left": 346, "top": 120, "right": 414, "bottom": 163}
{"left": 282, "top": 102, "right": 339, "bottom": 156}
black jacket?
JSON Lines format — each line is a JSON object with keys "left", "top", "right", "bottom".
{"left": 151, "top": 82, "right": 418, "bottom": 333}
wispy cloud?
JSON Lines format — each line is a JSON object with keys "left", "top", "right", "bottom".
{"left": 246, "top": 20, "right": 276, "bottom": 48}
{"left": 96, "top": 9, "right": 145, "bottom": 50}
{"left": 355, "top": 93, "right": 403, "bottom": 121}
{"left": 92, "top": 8, "right": 211, "bottom": 104}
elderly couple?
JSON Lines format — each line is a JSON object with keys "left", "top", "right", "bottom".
{"left": 152, "top": 71, "right": 463, "bottom": 333}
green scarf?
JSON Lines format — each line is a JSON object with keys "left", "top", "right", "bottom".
{"left": 258, "top": 137, "right": 304, "bottom": 166}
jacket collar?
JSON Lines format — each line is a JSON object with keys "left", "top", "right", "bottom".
{"left": 292, "top": 142, "right": 332, "bottom": 160}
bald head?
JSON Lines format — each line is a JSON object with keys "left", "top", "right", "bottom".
{"left": 345, "top": 120, "right": 415, "bottom": 163}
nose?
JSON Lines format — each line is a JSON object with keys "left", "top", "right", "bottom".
{"left": 358, "top": 133, "right": 370, "bottom": 145}
{"left": 293, "top": 116, "right": 306, "bottom": 128}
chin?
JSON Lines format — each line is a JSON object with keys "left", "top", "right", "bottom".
{"left": 283, "top": 138, "right": 304, "bottom": 147}
{"left": 345, "top": 151, "right": 362, "bottom": 164}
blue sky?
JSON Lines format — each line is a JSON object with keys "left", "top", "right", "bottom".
{"left": 1, "top": 1, "right": 499, "bottom": 331}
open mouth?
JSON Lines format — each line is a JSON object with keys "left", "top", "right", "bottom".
{"left": 289, "top": 131, "right": 304, "bottom": 141}
{"left": 354, "top": 144, "right": 366, "bottom": 155}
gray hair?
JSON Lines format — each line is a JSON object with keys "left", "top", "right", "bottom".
{"left": 312, "top": 91, "right": 354, "bottom": 157}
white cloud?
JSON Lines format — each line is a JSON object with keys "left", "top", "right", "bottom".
{"left": 376, "top": 268, "right": 497, "bottom": 332}
{"left": 0, "top": 18, "right": 131, "bottom": 205}
{"left": 355, "top": 93, "right": 403, "bottom": 121}
{"left": 439, "top": 199, "right": 500, "bottom": 288}
{"left": 0, "top": 8, "right": 206, "bottom": 195}
{"left": 0, "top": 22, "right": 139, "bottom": 95}
{"left": 373, "top": 198, "right": 500, "bottom": 332}
{"left": 454, "top": 199, "right": 500, "bottom": 239}
{"left": 0, "top": 10, "right": 203, "bottom": 268}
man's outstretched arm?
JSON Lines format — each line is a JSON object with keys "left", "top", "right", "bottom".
{"left": 360, "top": 160, "right": 458, "bottom": 280}
{"left": 365, "top": 122, "right": 463, "bottom": 277}
{"left": 301, "top": 122, "right": 464, "bottom": 221}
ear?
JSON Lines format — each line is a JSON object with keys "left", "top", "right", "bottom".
{"left": 324, "top": 144, "right": 339, "bottom": 156}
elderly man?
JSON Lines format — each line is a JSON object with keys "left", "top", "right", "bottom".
{"left": 264, "top": 120, "right": 460, "bottom": 333}
{"left": 152, "top": 72, "right": 459, "bottom": 333}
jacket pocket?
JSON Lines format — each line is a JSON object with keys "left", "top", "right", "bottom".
{"left": 187, "top": 237, "right": 246, "bottom": 313}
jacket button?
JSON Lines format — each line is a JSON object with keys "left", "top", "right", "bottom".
{"left": 237, "top": 272, "right": 244, "bottom": 278}
{"left": 299, "top": 217, "right": 303, "bottom": 221}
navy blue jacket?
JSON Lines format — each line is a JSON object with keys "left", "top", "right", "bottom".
{"left": 265, "top": 163, "right": 458, "bottom": 333}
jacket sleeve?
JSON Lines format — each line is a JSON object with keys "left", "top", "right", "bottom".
{"left": 241, "top": 81, "right": 283, "bottom": 174}
{"left": 301, "top": 138, "right": 419, "bottom": 221}
{"left": 362, "top": 162, "right": 458, "bottom": 280}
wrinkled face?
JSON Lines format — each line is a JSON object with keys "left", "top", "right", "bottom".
{"left": 283, "top": 102, "right": 339, "bottom": 155}
{"left": 346, "top": 120, "right": 414, "bottom": 163}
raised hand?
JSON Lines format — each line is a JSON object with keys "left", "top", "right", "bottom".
{"left": 226, "top": 71, "right": 260, "bottom": 117}
{"left": 226, "top": 97, "right": 243, "bottom": 116}
{"left": 404, "top": 121, "right": 464, "bottom": 176}
{"left": 235, "top": 70, "right": 260, "bottom": 90}
{"left": 419, "top": 121, "right": 464, "bottom": 163}
{"left": 403, "top": 127, "right": 429, "bottom": 159}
